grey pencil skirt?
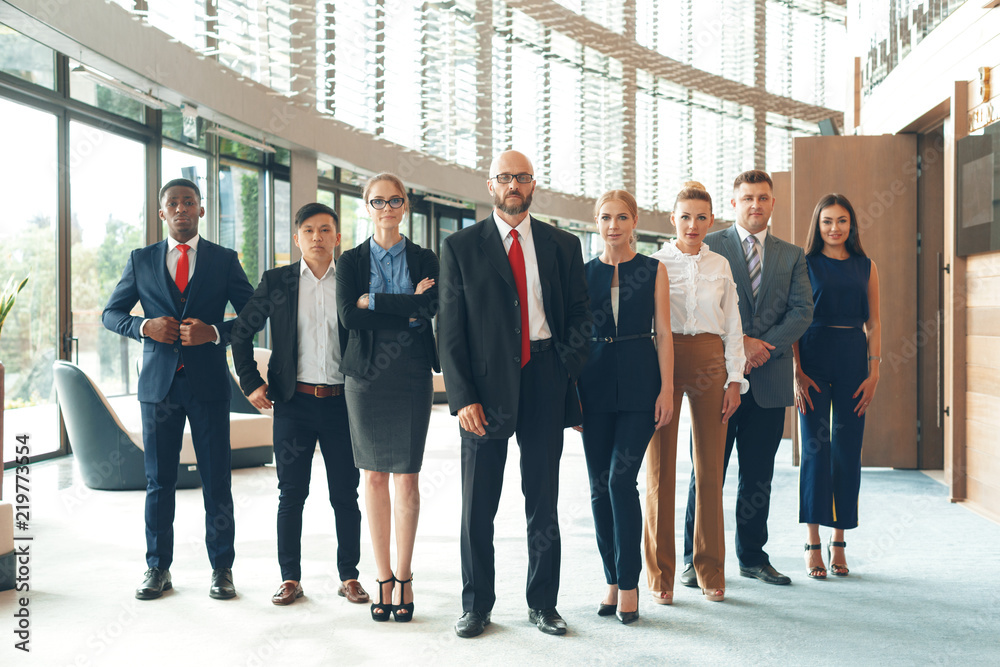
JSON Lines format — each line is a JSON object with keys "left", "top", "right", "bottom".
{"left": 345, "top": 329, "right": 433, "bottom": 474}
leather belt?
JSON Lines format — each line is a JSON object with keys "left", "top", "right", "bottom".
{"left": 589, "top": 333, "right": 655, "bottom": 343}
{"left": 295, "top": 382, "right": 344, "bottom": 398}
{"left": 529, "top": 338, "right": 553, "bottom": 353}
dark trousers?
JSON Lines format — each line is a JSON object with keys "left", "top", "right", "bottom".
{"left": 683, "top": 390, "right": 785, "bottom": 568}
{"left": 140, "top": 371, "right": 234, "bottom": 570}
{"left": 581, "top": 411, "right": 652, "bottom": 591}
{"left": 798, "top": 327, "right": 867, "bottom": 529}
{"left": 460, "top": 347, "right": 566, "bottom": 612}
{"left": 272, "top": 392, "right": 361, "bottom": 582}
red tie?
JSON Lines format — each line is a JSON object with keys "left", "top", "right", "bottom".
{"left": 175, "top": 244, "right": 190, "bottom": 292}
{"left": 508, "top": 230, "right": 530, "bottom": 368}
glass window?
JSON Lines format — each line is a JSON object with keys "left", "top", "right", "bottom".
{"left": 0, "top": 98, "right": 59, "bottom": 462}
{"left": 0, "top": 23, "right": 55, "bottom": 89}
{"left": 339, "top": 195, "right": 368, "bottom": 251}
{"left": 274, "top": 178, "right": 291, "bottom": 267}
{"left": 409, "top": 211, "right": 428, "bottom": 249}
{"left": 69, "top": 121, "right": 146, "bottom": 399}
{"left": 163, "top": 106, "right": 207, "bottom": 151}
{"left": 318, "top": 160, "right": 336, "bottom": 181}
{"left": 68, "top": 60, "right": 145, "bottom": 122}
{"left": 219, "top": 162, "right": 265, "bottom": 284}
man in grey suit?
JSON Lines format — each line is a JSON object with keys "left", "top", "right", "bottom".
{"left": 680, "top": 170, "right": 813, "bottom": 587}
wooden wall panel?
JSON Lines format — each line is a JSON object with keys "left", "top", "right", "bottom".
{"left": 965, "top": 251, "right": 1000, "bottom": 514}
{"left": 792, "top": 135, "right": 918, "bottom": 468}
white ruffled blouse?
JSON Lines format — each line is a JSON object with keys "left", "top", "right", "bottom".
{"left": 651, "top": 241, "right": 749, "bottom": 393}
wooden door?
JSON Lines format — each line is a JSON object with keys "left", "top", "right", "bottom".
{"left": 792, "top": 135, "right": 918, "bottom": 468}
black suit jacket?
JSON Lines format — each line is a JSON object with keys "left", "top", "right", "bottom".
{"left": 438, "top": 215, "right": 591, "bottom": 439}
{"left": 230, "top": 261, "right": 349, "bottom": 404}
{"left": 335, "top": 237, "right": 441, "bottom": 378}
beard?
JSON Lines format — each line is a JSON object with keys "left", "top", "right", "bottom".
{"left": 494, "top": 189, "right": 532, "bottom": 216}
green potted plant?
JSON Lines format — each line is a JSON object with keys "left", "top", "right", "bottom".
{"left": 1, "top": 274, "right": 29, "bottom": 497}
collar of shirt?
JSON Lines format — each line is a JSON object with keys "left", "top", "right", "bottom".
{"left": 167, "top": 234, "right": 200, "bottom": 254}
{"left": 299, "top": 257, "right": 335, "bottom": 283}
{"left": 371, "top": 236, "right": 406, "bottom": 260}
{"left": 733, "top": 223, "right": 767, "bottom": 249}
{"left": 493, "top": 210, "right": 533, "bottom": 245}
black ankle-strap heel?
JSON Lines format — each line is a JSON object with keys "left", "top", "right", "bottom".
{"left": 370, "top": 576, "right": 395, "bottom": 621}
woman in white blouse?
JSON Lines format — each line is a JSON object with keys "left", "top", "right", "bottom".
{"left": 645, "top": 181, "right": 748, "bottom": 604}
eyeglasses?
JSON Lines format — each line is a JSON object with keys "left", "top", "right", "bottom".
{"left": 368, "top": 197, "right": 405, "bottom": 210}
{"left": 492, "top": 173, "right": 534, "bottom": 184}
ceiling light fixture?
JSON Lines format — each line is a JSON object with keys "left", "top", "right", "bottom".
{"left": 70, "top": 65, "right": 168, "bottom": 110}
{"left": 205, "top": 126, "right": 277, "bottom": 154}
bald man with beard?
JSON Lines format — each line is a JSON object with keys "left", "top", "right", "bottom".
{"left": 439, "top": 150, "right": 591, "bottom": 638}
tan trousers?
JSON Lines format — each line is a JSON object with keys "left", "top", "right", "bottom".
{"left": 644, "top": 333, "right": 728, "bottom": 591}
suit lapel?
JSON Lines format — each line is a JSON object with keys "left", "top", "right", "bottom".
{"left": 286, "top": 262, "right": 300, "bottom": 363}
{"left": 724, "top": 226, "right": 754, "bottom": 304}
{"left": 151, "top": 241, "right": 174, "bottom": 314}
{"left": 184, "top": 238, "right": 211, "bottom": 316}
{"left": 758, "top": 233, "right": 781, "bottom": 300}
{"left": 480, "top": 218, "right": 517, "bottom": 292}
{"left": 531, "top": 217, "right": 556, "bottom": 320}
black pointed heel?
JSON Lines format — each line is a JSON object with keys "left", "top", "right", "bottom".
{"left": 370, "top": 576, "right": 395, "bottom": 622}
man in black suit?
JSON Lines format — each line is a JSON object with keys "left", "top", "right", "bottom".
{"left": 439, "top": 150, "right": 591, "bottom": 638}
{"left": 103, "top": 179, "right": 254, "bottom": 600}
{"left": 230, "top": 203, "right": 368, "bottom": 607}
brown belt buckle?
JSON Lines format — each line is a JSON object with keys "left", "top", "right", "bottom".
{"left": 313, "top": 385, "right": 324, "bottom": 397}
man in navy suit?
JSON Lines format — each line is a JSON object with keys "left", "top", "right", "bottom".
{"left": 103, "top": 178, "right": 254, "bottom": 600}
{"left": 439, "top": 150, "right": 591, "bottom": 638}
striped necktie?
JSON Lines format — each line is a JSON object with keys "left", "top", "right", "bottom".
{"left": 744, "top": 235, "right": 761, "bottom": 300}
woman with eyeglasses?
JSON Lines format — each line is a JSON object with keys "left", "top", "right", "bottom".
{"left": 336, "top": 172, "right": 440, "bottom": 623}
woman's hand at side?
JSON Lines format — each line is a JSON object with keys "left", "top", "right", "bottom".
{"left": 654, "top": 385, "right": 673, "bottom": 429}
{"left": 721, "top": 383, "right": 741, "bottom": 424}
{"left": 794, "top": 369, "right": 820, "bottom": 415}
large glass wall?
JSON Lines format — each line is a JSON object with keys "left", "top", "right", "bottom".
{"left": 0, "top": 98, "right": 59, "bottom": 459}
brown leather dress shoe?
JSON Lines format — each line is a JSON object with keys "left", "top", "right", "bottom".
{"left": 272, "top": 581, "right": 304, "bottom": 606}
{"left": 338, "top": 579, "right": 370, "bottom": 603}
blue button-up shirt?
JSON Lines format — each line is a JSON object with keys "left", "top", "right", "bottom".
{"left": 368, "top": 236, "right": 419, "bottom": 327}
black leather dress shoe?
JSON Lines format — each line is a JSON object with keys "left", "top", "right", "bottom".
{"left": 528, "top": 608, "right": 567, "bottom": 635}
{"left": 739, "top": 563, "right": 791, "bottom": 585}
{"left": 679, "top": 562, "right": 698, "bottom": 588}
{"left": 136, "top": 567, "right": 171, "bottom": 600}
{"left": 209, "top": 567, "right": 237, "bottom": 599}
{"left": 455, "top": 611, "right": 491, "bottom": 638}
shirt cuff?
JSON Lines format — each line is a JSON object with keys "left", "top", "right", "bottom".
{"left": 724, "top": 374, "right": 750, "bottom": 394}
{"left": 367, "top": 293, "right": 375, "bottom": 310}
{"left": 212, "top": 325, "right": 221, "bottom": 345}
{"left": 139, "top": 318, "right": 150, "bottom": 337}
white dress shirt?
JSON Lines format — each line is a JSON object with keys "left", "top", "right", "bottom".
{"left": 493, "top": 211, "right": 552, "bottom": 341}
{"left": 141, "top": 234, "right": 220, "bottom": 344}
{"left": 296, "top": 259, "right": 345, "bottom": 385}
{"left": 651, "top": 240, "right": 749, "bottom": 393}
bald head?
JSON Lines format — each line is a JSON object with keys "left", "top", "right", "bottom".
{"left": 488, "top": 151, "right": 534, "bottom": 180}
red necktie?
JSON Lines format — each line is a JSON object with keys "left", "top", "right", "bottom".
{"left": 508, "top": 230, "right": 530, "bottom": 368}
{"left": 175, "top": 244, "right": 190, "bottom": 292}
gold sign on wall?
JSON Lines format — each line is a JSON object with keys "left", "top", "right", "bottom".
{"left": 969, "top": 66, "right": 997, "bottom": 133}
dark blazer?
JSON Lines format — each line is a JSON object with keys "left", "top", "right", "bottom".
{"left": 438, "top": 215, "right": 591, "bottom": 439}
{"left": 335, "top": 237, "right": 441, "bottom": 378}
{"left": 102, "top": 238, "right": 254, "bottom": 404}
{"left": 230, "top": 261, "right": 350, "bottom": 403}
{"left": 705, "top": 226, "right": 813, "bottom": 408}
{"left": 578, "top": 254, "right": 660, "bottom": 414}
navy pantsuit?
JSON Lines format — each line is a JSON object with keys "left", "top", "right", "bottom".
{"left": 103, "top": 238, "right": 254, "bottom": 570}
{"left": 578, "top": 255, "right": 660, "bottom": 592}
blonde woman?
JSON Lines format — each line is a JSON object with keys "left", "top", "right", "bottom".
{"left": 645, "top": 182, "right": 748, "bottom": 604}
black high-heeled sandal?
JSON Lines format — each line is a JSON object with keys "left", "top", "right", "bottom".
{"left": 370, "top": 576, "right": 395, "bottom": 622}
{"left": 392, "top": 574, "right": 414, "bottom": 622}
{"left": 804, "top": 543, "right": 827, "bottom": 579}
{"left": 827, "top": 540, "right": 849, "bottom": 577}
